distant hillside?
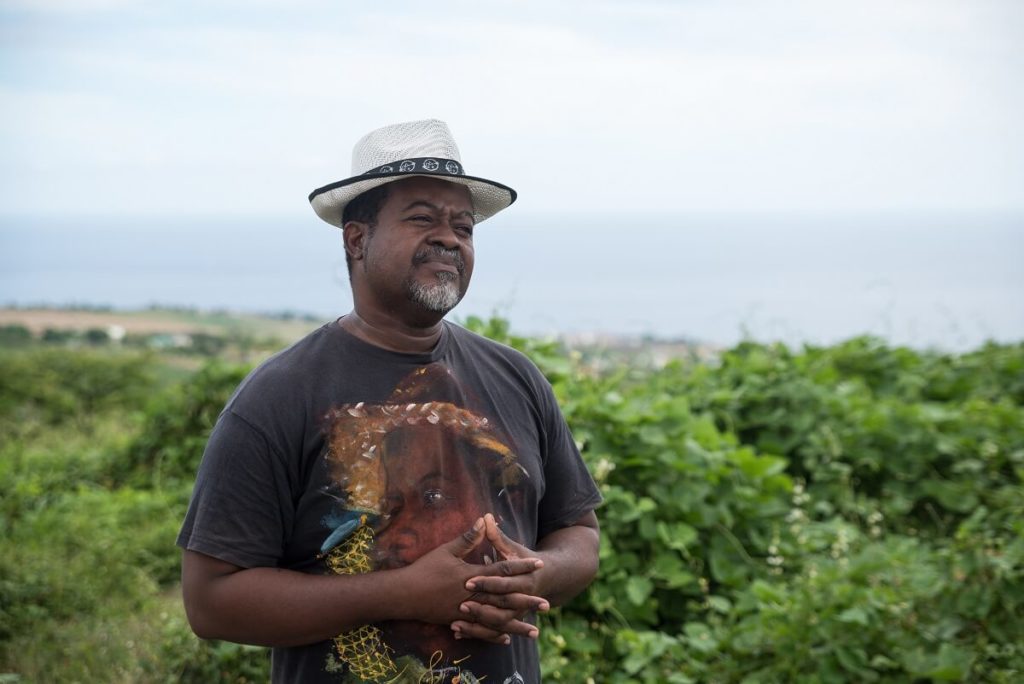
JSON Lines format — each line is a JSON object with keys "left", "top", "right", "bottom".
{"left": 0, "top": 306, "right": 713, "bottom": 368}
{"left": 0, "top": 306, "right": 327, "bottom": 344}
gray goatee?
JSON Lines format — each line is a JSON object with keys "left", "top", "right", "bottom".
{"left": 406, "top": 246, "right": 465, "bottom": 313}
{"left": 407, "top": 272, "right": 462, "bottom": 312}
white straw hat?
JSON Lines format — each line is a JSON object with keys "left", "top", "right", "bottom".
{"left": 309, "top": 119, "right": 516, "bottom": 228}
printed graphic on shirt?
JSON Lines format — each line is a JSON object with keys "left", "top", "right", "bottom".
{"left": 316, "top": 363, "right": 530, "bottom": 682}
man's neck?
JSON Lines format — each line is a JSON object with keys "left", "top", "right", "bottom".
{"left": 339, "top": 309, "right": 444, "bottom": 354}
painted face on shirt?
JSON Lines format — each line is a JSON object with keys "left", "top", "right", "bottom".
{"left": 374, "top": 423, "right": 493, "bottom": 570}
{"left": 370, "top": 423, "right": 501, "bottom": 662}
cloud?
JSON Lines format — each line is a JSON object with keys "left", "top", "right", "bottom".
{"left": 1, "top": 0, "right": 1021, "bottom": 214}
{"left": 1, "top": 0, "right": 139, "bottom": 12}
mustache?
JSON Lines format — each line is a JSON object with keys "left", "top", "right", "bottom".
{"left": 413, "top": 246, "right": 465, "bottom": 274}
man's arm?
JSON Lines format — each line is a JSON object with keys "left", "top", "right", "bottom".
{"left": 532, "top": 510, "right": 601, "bottom": 605}
{"left": 450, "top": 511, "right": 600, "bottom": 642}
{"left": 182, "top": 517, "right": 547, "bottom": 647}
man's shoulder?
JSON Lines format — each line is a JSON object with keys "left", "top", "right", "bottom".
{"left": 446, "top": 321, "right": 539, "bottom": 368}
{"left": 444, "top": 321, "right": 554, "bottom": 399}
{"left": 229, "top": 322, "right": 339, "bottom": 403}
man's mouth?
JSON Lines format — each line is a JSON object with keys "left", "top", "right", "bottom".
{"left": 414, "top": 247, "right": 464, "bottom": 274}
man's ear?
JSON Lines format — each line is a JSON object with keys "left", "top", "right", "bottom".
{"left": 342, "top": 221, "right": 369, "bottom": 263}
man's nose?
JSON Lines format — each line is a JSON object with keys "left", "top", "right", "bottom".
{"left": 427, "top": 217, "right": 462, "bottom": 248}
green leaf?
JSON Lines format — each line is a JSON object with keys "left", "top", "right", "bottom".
{"left": 834, "top": 646, "right": 871, "bottom": 677}
{"left": 604, "top": 391, "right": 624, "bottom": 406}
{"left": 733, "top": 448, "right": 788, "bottom": 479}
{"left": 639, "top": 425, "right": 668, "bottom": 446}
{"left": 650, "top": 552, "right": 696, "bottom": 588}
{"left": 903, "top": 643, "right": 973, "bottom": 681}
{"left": 707, "top": 595, "right": 732, "bottom": 613}
{"left": 683, "top": 622, "right": 718, "bottom": 653}
{"left": 837, "top": 606, "right": 869, "bottom": 626}
{"left": 920, "top": 479, "right": 979, "bottom": 513}
{"left": 625, "top": 576, "right": 653, "bottom": 606}
{"left": 926, "top": 643, "right": 973, "bottom": 681}
{"left": 656, "top": 520, "right": 698, "bottom": 551}
{"left": 709, "top": 533, "right": 751, "bottom": 586}
{"left": 749, "top": 579, "right": 786, "bottom": 605}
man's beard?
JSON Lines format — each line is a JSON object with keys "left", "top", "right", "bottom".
{"left": 405, "top": 246, "right": 466, "bottom": 313}
{"left": 406, "top": 270, "right": 462, "bottom": 313}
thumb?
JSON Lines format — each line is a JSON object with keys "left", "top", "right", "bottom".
{"left": 483, "top": 512, "right": 523, "bottom": 559}
{"left": 445, "top": 517, "right": 485, "bottom": 559}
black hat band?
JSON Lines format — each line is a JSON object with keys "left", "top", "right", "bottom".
{"left": 362, "top": 157, "right": 464, "bottom": 177}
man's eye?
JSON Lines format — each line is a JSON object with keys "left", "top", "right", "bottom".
{"left": 423, "top": 489, "right": 447, "bottom": 506}
{"left": 455, "top": 225, "right": 474, "bottom": 236}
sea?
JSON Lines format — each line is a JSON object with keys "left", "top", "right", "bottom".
{"left": 2, "top": 212, "right": 1022, "bottom": 351}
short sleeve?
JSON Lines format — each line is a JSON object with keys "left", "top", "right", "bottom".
{"left": 177, "top": 410, "right": 297, "bottom": 568}
{"left": 535, "top": 380, "right": 603, "bottom": 541}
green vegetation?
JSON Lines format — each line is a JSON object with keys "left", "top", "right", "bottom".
{"left": 2, "top": 321, "right": 1021, "bottom": 682}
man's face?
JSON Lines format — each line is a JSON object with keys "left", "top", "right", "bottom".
{"left": 357, "top": 177, "right": 476, "bottom": 317}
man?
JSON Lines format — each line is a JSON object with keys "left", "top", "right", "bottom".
{"left": 178, "top": 119, "right": 602, "bottom": 683}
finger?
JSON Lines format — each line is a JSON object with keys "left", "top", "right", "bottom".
{"left": 450, "top": 621, "right": 510, "bottom": 645}
{"left": 463, "top": 592, "right": 550, "bottom": 613}
{"left": 460, "top": 600, "right": 516, "bottom": 624}
{"left": 457, "top": 603, "right": 540, "bottom": 639}
{"left": 466, "top": 557, "right": 544, "bottom": 589}
{"left": 484, "top": 513, "right": 524, "bottom": 559}
{"left": 465, "top": 574, "right": 536, "bottom": 595}
{"left": 445, "top": 517, "right": 485, "bottom": 559}
{"left": 465, "top": 558, "right": 542, "bottom": 590}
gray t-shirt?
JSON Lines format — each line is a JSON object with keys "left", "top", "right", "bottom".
{"left": 178, "top": 320, "right": 602, "bottom": 683}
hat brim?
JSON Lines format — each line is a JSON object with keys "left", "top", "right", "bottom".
{"left": 309, "top": 172, "right": 517, "bottom": 228}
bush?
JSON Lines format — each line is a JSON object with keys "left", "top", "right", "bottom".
{"left": 535, "top": 337, "right": 1024, "bottom": 682}
{"left": 111, "top": 361, "right": 249, "bottom": 488}
{"left": 2, "top": 326, "right": 1022, "bottom": 682}
{"left": 0, "top": 486, "right": 183, "bottom": 644}
{"left": 0, "top": 348, "right": 155, "bottom": 433}
{"left": 0, "top": 325, "right": 32, "bottom": 346}
{"left": 150, "top": 610, "right": 271, "bottom": 684}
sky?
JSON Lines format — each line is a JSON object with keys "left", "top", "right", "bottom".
{"left": 2, "top": 0, "right": 1023, "bottom": 218}
{"left": 1, "top": 0, "right": 1022, "bottom": 349}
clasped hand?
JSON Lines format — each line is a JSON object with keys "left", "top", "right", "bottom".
{"left": 402, "top": 513, "right": 548, "bottom": 646}
{"left": 454, "top": 513, "right": 549, "bottom": 645}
